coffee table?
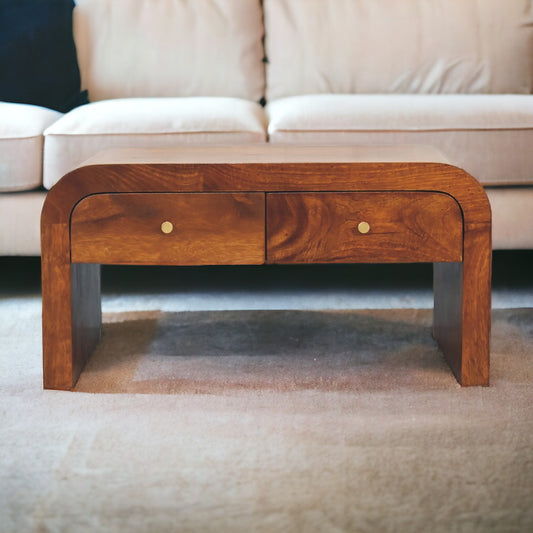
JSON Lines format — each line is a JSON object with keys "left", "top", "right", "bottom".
{"left": 41, "top": 145, "right": 491, "bottom": 389}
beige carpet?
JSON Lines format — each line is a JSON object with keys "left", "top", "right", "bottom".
{"left": 1, "top": 303, "right": 533, "bottom": 532}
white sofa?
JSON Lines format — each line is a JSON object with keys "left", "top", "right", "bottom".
{"left": 1, "top": 0, "right": 533, "bottom": 255}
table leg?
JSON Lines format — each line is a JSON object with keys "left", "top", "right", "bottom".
{"left": 42, "top": 230, "right": 101, "bottom": 390}
{"left": 433, "top": 225, "right": 491, "bottom": 386}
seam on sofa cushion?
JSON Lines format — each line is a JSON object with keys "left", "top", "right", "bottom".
{"left": 44, "top": 131, "right": 268, "bottom": 137}
{"left": 0, "top": 134, "right": 43, "bottom": 141}
{"left": 270, "top": 127, "right": 533, "bottom": 134}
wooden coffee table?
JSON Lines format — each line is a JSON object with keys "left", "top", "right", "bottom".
{"left": 41, "top": 145, "right": 491, "bottom": 389}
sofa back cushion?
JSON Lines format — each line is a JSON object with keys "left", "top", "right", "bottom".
{"left": 264, "top": 0, "right": 533, "bottom": 100}
{"left": 74, "top": 0, "right": 265, "bottom": 102}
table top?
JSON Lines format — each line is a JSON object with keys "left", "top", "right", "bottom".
{"left": 44, "top": 142, "right": 490, "bottom": 228}
{"left": 80, "top": 144, "right": 451, "bottom": 168}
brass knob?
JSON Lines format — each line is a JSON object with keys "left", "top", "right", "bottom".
{"left": 161, "top": 221, "right": 174, "bottom": 234}
{"left": 357, "top": 221, "right": 370, "bottom": 234}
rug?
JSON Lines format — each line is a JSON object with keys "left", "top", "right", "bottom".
{"left": 1, "top": 304, "right": 532, "bottom": 532}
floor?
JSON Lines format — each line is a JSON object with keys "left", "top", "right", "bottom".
{"left": 1, "top": 251, "right": 532, "bottom": 310}
{"left": 1, "top": 253, "right": 532, "bottom": 532}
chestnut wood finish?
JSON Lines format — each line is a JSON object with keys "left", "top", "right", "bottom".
{"left": 433, "top": 225, "right": 492, "bottom": 386}
{"left": 41, "top": 236, "right": 101, "bottom": 390}
{"left": 41, "top": 146, "right": 491, "bottom": 389}
{"left": 267, "top": 192, "right": 463, "bottom": 264}
{"left": 71, "top": 193, "right": 265, "bottom": 265}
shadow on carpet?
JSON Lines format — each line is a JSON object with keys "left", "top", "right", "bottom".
{"left": 74, "top": 308, "right": 533, "bottom": 394}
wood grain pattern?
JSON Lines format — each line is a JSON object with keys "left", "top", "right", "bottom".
{"left": 433, "top": 221, "right": 491, "bottom": 386}
{"left": 41, "top": 222, "right": 101, "bottom": 389}
{"left": 267, "top": 192, "right": 463, "bottom": 264}
{"left": 77, "top": 145, "right": 452, "bottom": 167}
{"left": 71, "top": 193, "right": 265, "bottom": 265}
{"left": 41, "top": 146, "right": 492, "bottom": 388}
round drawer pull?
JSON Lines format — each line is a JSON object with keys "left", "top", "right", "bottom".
{"left": 357, "top": 221, "right": 370, "bottom": 234}
{"left": 161, "top": 221, "right": 174, "bottom": 234}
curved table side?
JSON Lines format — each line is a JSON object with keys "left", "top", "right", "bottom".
{"left": 41, "top": 161, "right": 491, "bottom": 389}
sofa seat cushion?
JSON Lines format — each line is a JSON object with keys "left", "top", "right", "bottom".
{"left": 43, "top": 97, "right": 268, "bottom": 189}
{"left": 0, "top": 191, "right": 46, "bottom": 255}
{"left": 266, "top": 94, "right": 533, "bottom": 186}
{"left": 485, "top": 187, "right": 533, "bottom": 250}
{"left": 0, "top": 103, "right": 62, "bottom": 192}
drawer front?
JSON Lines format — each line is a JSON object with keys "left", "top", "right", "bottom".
{"left": 71, "top": 193, "right": 265, "bottom": 265}
{"left": 267, "top": 192, "right": 463, "bottom": 263}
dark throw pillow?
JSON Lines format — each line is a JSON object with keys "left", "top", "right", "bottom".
{"left": 0, "top": 0, "right": 88, "bottom": 112}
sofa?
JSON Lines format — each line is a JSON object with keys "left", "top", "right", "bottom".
{"left": 1, "top": 0, "right": 533, "bottom": 256}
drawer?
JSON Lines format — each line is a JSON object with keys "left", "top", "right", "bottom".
{"left": 70, "top": 193, "right": 265, "bottom": 265}
{"left": 267, "top": 192, "right": 463, "bottom": 263}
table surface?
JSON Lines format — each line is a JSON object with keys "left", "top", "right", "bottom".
{"left": 79, "top": 144, "right": 451, "bottom": 168}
